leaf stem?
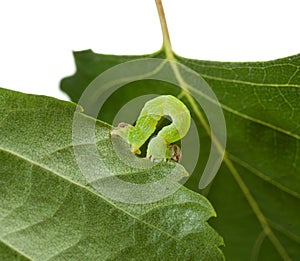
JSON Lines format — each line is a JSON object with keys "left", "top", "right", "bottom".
{"left": 155, "top": 1, "right": 291, "bottom": 259}
{"left": 155, "top": 0, "right": 174, "bottom": 60}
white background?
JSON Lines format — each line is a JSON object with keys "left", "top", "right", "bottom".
{"left": 0, "top": 0, "right": 299, "bottom": 101}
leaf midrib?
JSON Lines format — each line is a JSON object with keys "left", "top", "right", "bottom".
{"left": 0, "top": 238, "right": 31, "bottom": 260}
{"left": 167, "top": 52, "right": 293, "bottom": 260}
{"left": 0, "top": 145, "right": 182, "bottom": 245}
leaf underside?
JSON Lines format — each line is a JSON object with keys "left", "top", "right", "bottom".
{"left": 0, "top": 88, "right": 224, "bottom": 260}
{"left": 61, "top": 49, "right": 300, "bottom": 260}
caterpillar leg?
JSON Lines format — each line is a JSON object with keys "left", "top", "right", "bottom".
{"left": 147, "top": 136, "right": 182, "bottom": 162}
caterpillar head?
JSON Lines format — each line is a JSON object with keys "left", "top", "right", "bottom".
{"left": 170, "top": 144, "right": 182, "bottom": 162}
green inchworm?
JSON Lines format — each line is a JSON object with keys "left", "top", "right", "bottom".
{"left": 111, "top": 95, "right": 191, "bottom": 162}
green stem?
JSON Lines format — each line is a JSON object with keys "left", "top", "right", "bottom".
{"left": 155, "top": 1, "right": 291, "bottom": 259}
{"left": 155, "top": 0, "right": 174, "bottom": 60}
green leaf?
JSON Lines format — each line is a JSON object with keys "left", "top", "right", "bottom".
{"left": 0, "top": 87, "right": 224, "bottom": 260}
{"left": 61, "top": 49, "right": 300, "bottom": 260}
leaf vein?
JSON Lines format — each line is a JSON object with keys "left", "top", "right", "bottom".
{"left": 227, "top": 153, "right": 300, "bottom": 200}
{"left": 0, "top": 146, "right": 183, "bottom": 243}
